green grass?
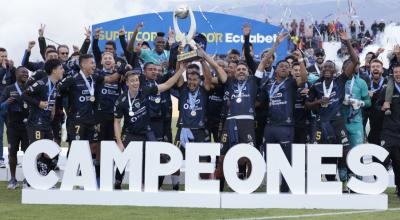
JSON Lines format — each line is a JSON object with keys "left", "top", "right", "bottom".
{"left": 0, "top": 182, "right": 400, "bottom": 220}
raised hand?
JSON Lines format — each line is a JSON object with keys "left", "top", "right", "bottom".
{"left": 38, "top": 24, "right": 46, "bottom": 37}
{"left": 72, "top": 45, "right": 80, "bottom": 53}
{"left": 27, "top": 41, "right": 36, "bottom": 51}
{"left": 135, "top": 22, "right": 144, "bottom": 32}
{"left": 242, "top": 23, "right": 251, "bottom": 36}
{"left": 292, "top": 49, "right": 302, "bottom": 60}
{"left": 276, "top": 32, "right": 289, "bottom": 44}
{"left": 338, "top": 29, "right": 349, "bottom": 41}
{"left": 376, "top": 47, "right": 385, "bottom": 55}
{"left": 119, "top": 26, "right": 126, "bottom": 36}
{"left": 84, "top": 26, "right": 91, "bottom": 39}
{"left": 94, "top": 28, "right": 103, "bottom": 39}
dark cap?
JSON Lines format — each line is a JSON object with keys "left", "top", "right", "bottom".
{"left": 314, "top": 48, "right": 325, "bottom": 56}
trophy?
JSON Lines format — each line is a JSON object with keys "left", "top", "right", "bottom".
{"left": 173, "top": 5, "right": 202, "bottom": 62}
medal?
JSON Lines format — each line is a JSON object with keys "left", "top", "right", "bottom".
{"left": 236, "top": 80, "right": 247, "bottom": 103}
{"left": 127, "top": 90, "right": 139, "bottom": 117}
{"left": 23, "top": 102, "right": 28, "bottom": 109}
{"left": 236, "top": 98, "right": 242, "bottom": 103}
{"left": 2, "top": 80, "right": 6, "bottom": 85}
{"left": 154, "top": 97, "right": 161, "bottom": 103}
{"left": 188, "top": 88, "right": 200, "bottom": 117}
{"left": 79, "top": 70, "right": 95, "bottom": 102}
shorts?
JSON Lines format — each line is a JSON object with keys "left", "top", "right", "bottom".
{"left": 51, "top": 111, "right": 65, "bottom": 141}
{"left": 150, "top": 118, "right": 165, "bottom": 141}
{"left": 68, "top": 121, "right": 99, "bottom": 144}
{"left": 97, "top": 117, "right": 115, "bottom": 141}
{"left": 7, "top": 127, "right": 29, "bottom": 157}
{"left": 220, "top": 119, "right": 255, "bottom": 155}
{"left": 27, "top": 127, "right": 54, "bottom": 144}
{"left": 263, "top": 125, "right": 294, "bottom": 160}
{"left": 174, "top": 127, "right": 210, "bottom": 161}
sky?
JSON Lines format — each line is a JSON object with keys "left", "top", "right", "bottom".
{"left": 1, "top": 0, "right": 399, "bottom": 64}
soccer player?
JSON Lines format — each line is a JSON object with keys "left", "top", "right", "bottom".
{"left": 258, "top": 50, "right": 307, "bottom": 193}
{"left": 306, "top": 30, "right": 357, "bottom": 186}
{"left": 113, "top": 63, "right": 185, "bottom": 189}
{"left": 58, "top": 54, "right": 121, "bottom": 184}
{"left": 376, "top": 64, "right": 400, "bottom": 197}
{"left": 23, "top": 59, "right": 64, "bottom": 180}
{"left": 0, "top": 66, "right": 29, "bottom": 189}
{"left": 0, "top": 47, "right": 16, "bottom": 168}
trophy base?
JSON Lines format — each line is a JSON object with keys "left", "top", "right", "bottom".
{"left": 177, "top": 50, "right": 202, "bottom": 62}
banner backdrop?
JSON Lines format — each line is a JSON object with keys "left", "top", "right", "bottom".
{"left": 92, "top": 11, "right": 288, "bottom": 62}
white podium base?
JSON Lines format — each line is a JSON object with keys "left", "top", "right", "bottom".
{"left": 22, "top": 189, "right": 387, "bottom": 210}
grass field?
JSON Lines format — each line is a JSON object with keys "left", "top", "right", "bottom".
{"left": 0, "top": 182, "right": 399, "bottom": 220}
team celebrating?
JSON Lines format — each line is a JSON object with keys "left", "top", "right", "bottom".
{"left": 0, "top": 21, "right": 399, "bottom": 195}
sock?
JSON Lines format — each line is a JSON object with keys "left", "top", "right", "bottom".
{"left": 171, "top": 175, "right": 179, "bottom": 186}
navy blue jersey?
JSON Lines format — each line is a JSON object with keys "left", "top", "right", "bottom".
{"left": 114, "top": 85, "right": 158, "bottom": 134}
{"left": 95, "top": 69, "right": 121, "bottom": 117}
{"left": 377, "top": 86, "right": 400, "bottom": 141}
{"left": 294, "top": 82, "right": 312, "bottom": 127}
{"left": 0, "top": 83, "right": 29, "bottom": 128}
{"left": 178, "top": 84, "right": 208, "bottom": 129}
{"left": 58, "top": 71, "right": 104, "bottom": 125}
{"left": 139, "top": 74, "right": 170, "bottom": 119}
{"left": 0, "top": 66, "right": 16, "bottom": 93}
{"left": 259, "top": 76, "right": 298, "bottom": 126}
{"left": 307, "top": 74, "right": 348, "bottom": 122}
{"left": 224, "top": 76, "right": 258, "bottom": 117}
{"left": 23, "top": 77, "right": 57, "bottom": 129}
{"left": 207, "top": 82, "right": 225, "bottom": 118}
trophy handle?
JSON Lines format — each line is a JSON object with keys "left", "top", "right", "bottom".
{"left": 186, "top": 8, "right": 196, "bottom": 44}
{"left": 173, "top": 11, "right": 186, "bottom": 47}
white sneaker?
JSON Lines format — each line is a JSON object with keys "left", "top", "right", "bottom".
{"left": 0, "top": 159, "right": 6, "bottom": 168}
{"left": 7, "top": 179, "right": 19, "bottom": 189}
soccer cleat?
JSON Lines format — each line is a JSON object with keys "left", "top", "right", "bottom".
{"left": 7, "top": 179, "right": 19, "bottom": 189}
{"left": 0, "top": 159, "right": 6, "bottom": 168}
{"left": 172, "top": 184, "right": 179, "bottom": 191}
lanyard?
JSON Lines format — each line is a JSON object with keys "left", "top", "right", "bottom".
{"left": 323, "top": 80, "right": 334, "bottom": 98}
{"left": 346, "top": 76, "right": 355, "bottom": 96}
{"left": 15, "top": 82, "right": 22, "bottom": 96}
{"left": 265, "top": 66, "right": 274, "bottom": 79}
{"left": 79, "top": 71, "right": 94, "bottom": 96}
{"left": 395, "top": 82, "right": 400, "bottom": 93}
{"left": 237, "top": 80, "right": 247, "bottom": 98}
{"left": 269, "top": 79, "right": 287, "bottom": 97}
{"left": 188, "top": 88, "right": 199, "bottom": 111}
{"left": 314, "top": 63, "right": 321, "bottom": 76}
{"left": 127, "top": 90, "right": 138, "bottom": 113}
{"left": 47, "top": 79, "right": 56, "bottom": 102}
{"left": 370, "top": 77, "right": 384, "bottom": 93}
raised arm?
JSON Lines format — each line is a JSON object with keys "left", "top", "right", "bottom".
{"left": 92, "top": 28, "right": 103, "bottom": 65}
{"left": 242, "top": 23, "right": 256, "bottom": 73}
{"left": 127, "top": 22, "right": 143, "bottom": 53}
{"left": 256, "top": 32, "right": 288, "bottom": 73}
{"left": 79, "top": 26, "right": 92, "bottom": 55}
{"left": 157, "top": 62, "right": 186, "bottom": 93}
{"left": 118, "top": 26, "right": 131, "bottom": 61}
{"left": 38, "top": 24, "right": 46, "bottom": 60}
{"left": 199, "top": 46, "right": 227, "bottom": 84}
{"left": 339, "top": 29, "right": 359, "bottom": 78}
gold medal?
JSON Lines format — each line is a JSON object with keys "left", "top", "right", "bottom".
{"left": 191, "top": 111, "right": 197, "bottom": 117}
{"left": 90, "top": 96, "right": 95, "bottom": 102}
{"left": 129, "top": 111, "right": 134, "bottom": 116}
